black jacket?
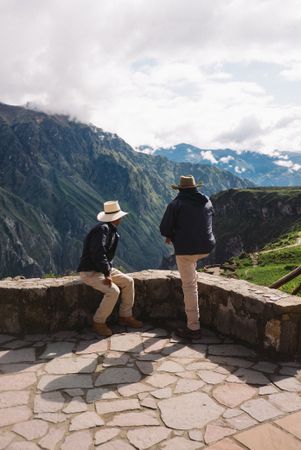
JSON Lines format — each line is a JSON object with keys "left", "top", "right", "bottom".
{"left": 160, "top": 188, "right": 216, "bottom": 255}
{"left": 77, "top": 222, "right": 119, "bottom": 276}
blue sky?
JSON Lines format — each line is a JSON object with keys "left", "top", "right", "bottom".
{"left": 1, "top": 0, "right": 301, "bottom": 153}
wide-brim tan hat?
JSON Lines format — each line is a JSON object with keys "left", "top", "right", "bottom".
{"left": 171, "top": 175, "right": 202, "bottom": 190}
{"left": 97, "top": 200, "right": 128, "bottom": 222}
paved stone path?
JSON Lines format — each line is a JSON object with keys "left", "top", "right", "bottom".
{"left": 0, "top": 325, "right": 301, "bottom": 449}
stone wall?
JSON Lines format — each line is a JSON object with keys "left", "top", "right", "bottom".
{"left": 0, "top": 270, "right": 301, "bottom": 358}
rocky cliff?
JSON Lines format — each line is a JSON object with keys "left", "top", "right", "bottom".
{"left": 212, "top": 187, "right": 301, "bottom": 262}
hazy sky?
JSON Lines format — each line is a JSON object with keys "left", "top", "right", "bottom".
{"left": 1, "top": 0, "right": 301, "bottom": 152}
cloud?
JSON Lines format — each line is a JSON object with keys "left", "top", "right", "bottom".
{"left": 274, "top": 160, "right": 301, "bottom": 171}
{"left": 218, "top": 116, "right": 265, "bottom": 144}
{"left": 281, "top": 63, "right": 301, "bottom": 81}
{"left": 234, "top": 166, "right": 246, "bottom": 173}
{"left": 0, "top": 0, "right": 301, "bottom": 151}
{"left": 200, "top": 151, "right": 218, "bottom": 164}
{"left": 219, "top": 155, "right": 235, "bottom": 163}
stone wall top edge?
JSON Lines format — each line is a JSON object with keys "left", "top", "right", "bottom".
{"left": 0, "top": 270, "right": 300, "bottom": 304}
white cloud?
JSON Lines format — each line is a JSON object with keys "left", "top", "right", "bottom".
{"left": 274, "top": 160, "right": 301, "bottom": 171}
{"left": 218, "top": 116, "right": 266, "bottom": 145}
{"left": 0, "top": 0, "right": 301, "bottom": 151}
{"left": 200, "top": 151, "right": 218, "bottom": 164}
{"left": 281, "top": 63, "right": 301, "bottom": 81}
{"left": 219, "top": 155, "right": 235, "bottom": 163}
{"left": 235, "top": 166, "right": 246, "bottom": 173}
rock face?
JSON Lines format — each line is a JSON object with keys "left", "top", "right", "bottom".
{"left": 0, "top": 102, "right": 251, "bottom": 278}
{"left": 212, "top": 187, "right": 301, "bottom": 263}
{"left": 0, "top": 269, "right": 301, "bottom": 357}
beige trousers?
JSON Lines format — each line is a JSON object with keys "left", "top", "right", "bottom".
{"left": 79, "top": 269, "right": 134, "bottom": 324}
{"left": 176, "top": 254, "right": 209, "bottom": 331}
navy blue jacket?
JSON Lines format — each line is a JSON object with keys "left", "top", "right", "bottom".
{"left": 77, "top": 222, "right": 119, "bottom": 276}
{"left": 160, "top": 188, "right": 216, "bottom": 255}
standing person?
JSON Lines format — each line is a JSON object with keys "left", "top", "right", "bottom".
{"left": 78, "top": 200, "right": 143, "bottom": 337}
{"left": 160, "top": 175, "right": 216, "bottom": 339}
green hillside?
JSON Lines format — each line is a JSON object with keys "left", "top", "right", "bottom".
{"left": 224, "top": 238, "right": 301, "bottom": 296}
{"left": 211, "top": 187, "right": 301, "bottom": 296}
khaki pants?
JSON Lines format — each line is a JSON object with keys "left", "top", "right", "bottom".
{"left": 79, "top": 269, "right": 134, "bottom": 324}
{"left": 176, "top": 254, "right": 209, "bottom": 331}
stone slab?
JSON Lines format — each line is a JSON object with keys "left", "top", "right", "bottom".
{"left": 96, "top": 399, "right": 140, "bottom": 415}
{"left": 45, "top": 356, "right": 97, "bottom": 374}
{"left": 271, "top": 376, "right": 301, "bottom": 392}
{"left": 76, "top": 340, "right": 108, "bottom": 354}
{"left": 61, "top": 430, "right": 93, "bottom": 450}
{"left": 103, "top": 352, "right": 129, "bottom": 367}
{"left": 118, "top": 383, "right": 153, "bottom": 397}
{"left": 127, "top": 426, "right": 171, "bottom": 449}
{"left": 13, "top": 419, "right": 48, "bottom": 440}
{"left": 158, "top": 392, "right": 224, "bottom": 430}
{"left": 235, "top": 423, "right": 301, "bottom": 450}
{"left": 96, "top": 440, "right": 135, "bottom": 449}
{"left": 107, "top": 412, "right": 160, "bottom": 426}
{"left": 145, "top": 373, "right": 177, "bottom": 388}
{"left": 0, "top": 348, "right": 36, "bottom": 363}
{"left": 226, "top": 413, "right": 258, "bottom": 430}
{"left": 0, "top": 431, "right": 15, "bottom": 450}
{"left": 0, "top": 373, "right": 36, "bottom": 391}
{"left": 135, "top": 361, "right": 156, "bottom": 375}
{"left": 206, "top": 438, "right": 244, "bottom": 450}
{"left": 0, "top": 405, "right": 32, "bottom": 426}
{"left": 39, "top": 425, "right": 67, "bottom": 450}
{"left": 229, "top": 368, "right": 270, "bottom": 385}
{"left": 212, "top": 383, "right": 256, "bottom": 408}
{"left": 269, "top": 392, "right": 301, "bottom": 413}
{"left": 63, "top": 397, "right": 88, "bottom": 413}
{"left": 34, "top": 392, "right": 65, "bottom": 413}
{"left": 95, "top": 428, "right": 120, "bottom": 445}
{"left": 110, "top": 334, "right": 143, "bottom": 353}
{"left": 95, "top": 368, "right": 141, "bottom": 386}
{"left": 174, "top": 379, "right": 204, "bottom": 394}
{"left": 241, "top": 398, "right": 282, "bottom": 422}
{"left": 197, "top": 370, "right": 227, "bottom": 384}
{"left": 40, "top": 342, "right": 74, "bottom": 359}
{"left": 160, "top": 436, "right": 201, "bottom": 449}
{"left": 204, "top": 424, "right": 235, "bottom": 444}
{"left": 275, "top": 411, "right": 301, "bottom": 439}
{"left": 69, "top": 411, "right": 104, "bottom": 430}
{"left": 38, "top": 374, "right": 93, "bottom": 391}
{"left": 86, "top": 387, "right": 118, "bottom": 403}
{"left": 208, "top": 345, "right": 256, "bottom": 358}
{"left": 0, "top": 390, "right": 30, "bottom": 408}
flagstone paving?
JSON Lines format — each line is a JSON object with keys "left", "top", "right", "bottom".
{"left": 0, "top": 326, "right": 300, "bottom": 449}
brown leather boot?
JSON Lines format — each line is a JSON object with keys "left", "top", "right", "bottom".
{"left": 92, "top": 321, "right": 112, "bottom": 337}
{"left": 175, "top": 326, "right": 202, "bottom": 340}
{"left": 119, "top": 316, "right": 143, "bottom": 328}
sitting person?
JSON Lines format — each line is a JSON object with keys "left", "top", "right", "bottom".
{"left": 78, "top": 200, "right": 143, "bottom": 337}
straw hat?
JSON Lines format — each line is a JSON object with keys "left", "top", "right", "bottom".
{"left": 97, "top": 201, "right": 128, "bottom": 222}
{"left": 171, "top": 175, "right": 202, "bottom": 190}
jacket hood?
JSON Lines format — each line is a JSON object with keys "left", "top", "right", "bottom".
{"left": 176, "top": 189, "right": 209, "bottom": 206}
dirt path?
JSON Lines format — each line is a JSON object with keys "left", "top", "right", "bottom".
{"left": 260, "top": 236, "right": 301, "bottom": 254}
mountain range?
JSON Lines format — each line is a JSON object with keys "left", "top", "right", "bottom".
{"left": 138, "top": 144, "right": 301, "bottom": 186}
{"left": 0, "top": 102, "right": 252, "bottom": 278}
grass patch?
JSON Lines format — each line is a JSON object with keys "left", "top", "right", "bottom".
{"left": 226, "top": 244, "right": 301, "bottom": 296}
{"left": 236, "top": 264, "right": 301, "bottom": 295}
